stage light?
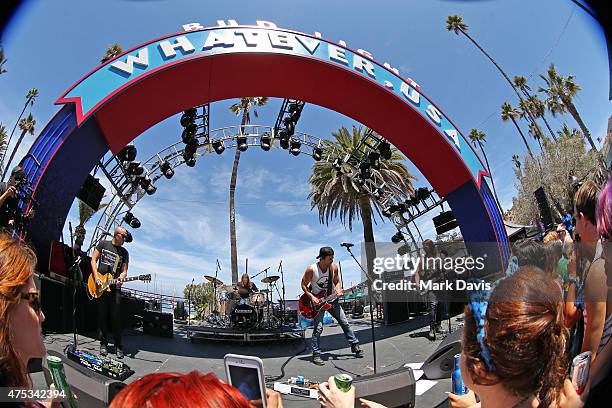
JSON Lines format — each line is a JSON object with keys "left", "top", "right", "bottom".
{"left": 289, "top": 140, "right": 301, "bottom": 156}
{"left": 368, "top": 151, "right": 381, "bottom": 170}
{"left": 333, "top": 157, "right": 343, "bottom": 172}
{"left": 260, "top": 133, "right": 272, "bottom": 151}
{"left": 160, "top": 161, "right": 174, "bottom": 179}
{"left": 139, "top": 175, "right": 152, "bottom": 189}
{"left": 290, "top": 109, "right": 301, "bottom": 122}
{"left": 359, "top": 161, "right": 371, "bottom": 179}
{"left": 378, "top": 141, "right": 392, "bottom": 160}
{"left": 382, "top": 205, "right": 393, "bottom": 217}
{"left": 373, "top": 188, "right": 383, "bottom": 200}
{"left": 283, "top": 118, "right": 295, "bottom": 136}
{"left": 237, "top": 136, "right": 248, "bottom": 152}
{"left": 145, "top": 184, "right": 157, "bottom": 195}
{"left": 123, "top": 211, "right": 141, "bottom": 229}
{"left": 212, "top": 140, "right": 225, "bottom": 154}
{"left": 279, "top": 134, "right": 290, "bottom": 150}
{"left": 185, "top": 156, "right": 197, "bottom": 167}
{"left": 288, "top": 103, "right": 300, "bottom": 114}
{"left": 127, "top": 161, "right": 144, "bottom": 176}
{"left": 182, "top": 126, "right": 197, "bottom": 144}
{"left": 118, "top": 145, "right": 137, "bottom": 162}
{"left": 391, "top": 231, "right": 404, "bottom": 243}
{"left": 416, "top": 187, "right": 431, "bottom": 201}
{"left": 312, "top": 147, "right": 323, "bottom": 161}
{"left": 180, "top": 109, "right": 196, "bottom": 127}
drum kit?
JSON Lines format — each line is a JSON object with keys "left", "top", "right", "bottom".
{"left": 204, "top": 274, "right": 282, "bottom": 330}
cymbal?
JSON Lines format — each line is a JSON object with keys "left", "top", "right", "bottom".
{"left": 261, "top": 275, "right": 280, "bottom": 284}
{"left": 204, "top": 275, "right": 224, "bottom": 285}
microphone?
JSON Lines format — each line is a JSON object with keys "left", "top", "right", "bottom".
{"left": 341, "top": 242, "right": 354, "bottom": 248}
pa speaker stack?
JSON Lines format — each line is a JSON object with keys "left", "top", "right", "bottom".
{"left": 534, "top": 187, "right": 555, "bottom": 231}
{"left": 421, "top": 327, "right": 463, "bottom": 379}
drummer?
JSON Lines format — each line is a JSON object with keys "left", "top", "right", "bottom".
{"left": 236, "top": 273, "right": 258, "bottom": 299}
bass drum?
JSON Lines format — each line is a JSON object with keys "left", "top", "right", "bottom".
{"left": 231, "top": 304, "right": 259, "bottom": 330}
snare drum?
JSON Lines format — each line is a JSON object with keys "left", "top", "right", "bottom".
{"left": 250, "top": 292, "right": 265, "bottom": 307}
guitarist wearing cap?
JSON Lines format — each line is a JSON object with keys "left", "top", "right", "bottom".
{"left": 91, "top": 226, "right": 130, "bottom": 359}
{"left": 301, "top": 246, "right": 363, "bottom": 366}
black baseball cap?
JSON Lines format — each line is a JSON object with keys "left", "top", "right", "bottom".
{"left": 317, "top": 246, "right": 334, "bottom": 259}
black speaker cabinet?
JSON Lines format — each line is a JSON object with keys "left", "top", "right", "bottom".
{"left": 142, "top": 310, "right": 173, "bottom": 338}
{"left": 76, "top": 174, "right": 106, "bottom": 212}
{"left": 353, "top": 366, "right": 416, "bottom": 408}
{"left": 422, "top": 327, "right": 463, "bottom": 379}
{"left": 122, "top": 296, "right": 146, "bottom": 329}
{"left": 42, "top": 350, "right": 126, "bottom": 407}
{"left": 534, "top": 187, "right": 554, "bottom": 230}
{"left": 381, "top": 270, "right": 410, "bottom": 326}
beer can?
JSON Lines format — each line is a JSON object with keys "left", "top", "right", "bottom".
{"left": 570, "top": 351, "right": 591, "bottom": 394}
{"left": 334, "top": 373, "right": 353, "bottom": 393}
{"left": 451, "top": 354, "right": 468, "bottom": 396}
{"left": 47, "top": 356, "right": 78, "bottom": 408}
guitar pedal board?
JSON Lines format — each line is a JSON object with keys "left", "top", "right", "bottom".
{"left": 66, "top": 348, "right": 133, "bottom": 381}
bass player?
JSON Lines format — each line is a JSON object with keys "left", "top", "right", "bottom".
{"left": 301, "top": 246, "right": 363, "bottom": 365}
{"left": 91, "top": 226, "right": 130, "bottom": 358}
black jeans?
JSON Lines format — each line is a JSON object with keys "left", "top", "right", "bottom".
{"left": 426, "top": 290, "right": 438, "bottom": 328}
{"left": 97, "top": 289, "right": 122, "bottom": 348}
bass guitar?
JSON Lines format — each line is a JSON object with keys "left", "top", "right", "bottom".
{"left": 299, "top": 281, "right": 368, "bottom": 319}
{"left": 87, "top": 273, "right": 151, "bottom": 299}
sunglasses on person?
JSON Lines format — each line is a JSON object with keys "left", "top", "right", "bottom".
{"left": 21, "top": 292, "right": 42, "bottom": 314}
{"left": 116, "top": 232, "right": 128, "bottom": 239}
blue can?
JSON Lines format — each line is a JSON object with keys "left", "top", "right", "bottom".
{"left": 451, "top": 354, "right": 468, "bottom": 395}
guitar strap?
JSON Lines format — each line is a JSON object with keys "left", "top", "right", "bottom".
{"left": 326, "top": 265, "right": 334, "bottom": 297}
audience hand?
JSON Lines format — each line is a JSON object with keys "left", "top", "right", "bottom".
{"left": 318, "top": 376, "right": 355, "bottom": 408}
{"left": 447, "top": 390, "right": 477, "bottom": 408}
{"left": 359, "top": 398, "right": 388, "bottom": 408}
{"left": 266, "top": 388, "right": 283, "bottom": 408}
{"left": 557, "top": 378, "right": 588, "bottom": 408}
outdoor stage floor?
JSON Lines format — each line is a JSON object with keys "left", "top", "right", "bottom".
{"left": 36, "top": 315, "right": 462, "bottom": 407}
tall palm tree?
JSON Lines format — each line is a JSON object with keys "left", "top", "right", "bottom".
{"left": 0, "top": 47, "right": 7, "bottom": 75}
{"left": 101, "top": 43, "right": 123, "bottom": 63}
{"left": 445, "top": 15, "right": 541, "bottom": 131}
{"left": 500, "top": 102, "right": 534, "bottom": 158}
{"left": 308, "top": 126, "right": 416, "bottom": 281}
{"left": 468, "top": 129, "right": 502, "bottom": 212}
{"left": 0, "top": 88, "right": 38, "bottom": 180}
{"left": 538, "top": 64, "right": 597, "bottom": 151}
{"left": 227, "top": 97, "right": 268, "bottom": 284}
{"left": 513, "top": 76, "right": 557, "bottom": 141}
{"left": 517, "top": 99, "right": 545, "bottom": 144}
{"left": 0, "top": 124, "right": 7, "bottom": 162}
{"left": 557, "top": 123, "right": 582, "bottom": 140}
{"left": 528, "top": 122, "right": 543, "bottom": 150}
{"left": 2, "top": 113, "right": 36, "bottom": 179}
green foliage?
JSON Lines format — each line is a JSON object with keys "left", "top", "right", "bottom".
{"left": 508, "top": 129, "right": 600, "bottom": 224}
{"left": 183, "top": 282, "right": 215, "bottom": 318}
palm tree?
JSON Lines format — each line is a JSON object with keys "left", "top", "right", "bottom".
{"left": 308, "top": 126, "right": 416, "bottom": 281}
{"left": 538, "top": 64, "right": 597, "bottom": 151}
{"left": 446, "top": 16, "right": 542, "bottom": 135}
{"left": 517, "top": 99, "right": 545, "bottom": 144}
{"left": 101, "top": 43, "right": 123, "bottom": 63}
{"left": 557, "top": 123, "right": 582, "bottom": 140}
{"left": 227, "top": 97, "right": 268, "bottom": 284}
{"left": 0, "top": 124, "right": 7, "bottom": 162}
{"left": 0, "top": 88, "right": 38, "bottom": 180}
{"left": 512, "top": 154, "right": 521, "bottom": 170}
{"left": 528, "top": 122, "right": 543, "bottom": 150}
{"left": 468, "top": 129, "right": 502, "bottom": 212}
{"left": 500, "top": 102, "right": 534, "bottom": 158}
{"left": 2, "top": 113, "right": 36, "bottom": 179}
{"left": 0, "top": 47, "right": 7, "bottom": 75}
{"left": 73, "top": 199, "right": 108, "bottom": 252}
{"left": 513, "top": 76, "right": 557, "bottom": 141}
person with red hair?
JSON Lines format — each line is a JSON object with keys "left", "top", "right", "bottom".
{"left": 109, "top": 371, "right": 283, "bottom": 408}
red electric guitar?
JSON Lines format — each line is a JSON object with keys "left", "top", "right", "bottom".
{"left": 299, "top": 281, "right": 368, "bottom": 319}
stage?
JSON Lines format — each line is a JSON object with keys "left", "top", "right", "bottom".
{"left": 33, "top": 314, "right": 461, "bottom": 407}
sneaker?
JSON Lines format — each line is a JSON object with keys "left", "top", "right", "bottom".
{"left": 428, "top": 326, "right": 436, "bottom": 341}
{"left": 312, "top": 355, "right": 325, "bottom": 366}
{"left": 351, "top": 343, "right": 364, "bottom": 358}
{"left": 116, "top": 348, "right": 124, "bottom": 359}
{"left": 100, "top": 344, "right": 108, "bottom": 356}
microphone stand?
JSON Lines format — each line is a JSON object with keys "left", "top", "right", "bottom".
{"left": 342, "top": 245, "right": 377, "bottom": 374}
{"left": 68, "top": 254, "right": 84, "bottom": 351}
{"left": 278, "top": 260, "right": 286, "bottom": 325}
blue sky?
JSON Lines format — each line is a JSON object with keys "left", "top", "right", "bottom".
{"left": 1, "top": 0, "right": 610, "bottom": 299}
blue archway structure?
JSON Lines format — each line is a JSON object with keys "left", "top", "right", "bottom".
{"left": 22, "top": 24, "right": 509, "bottom": 272}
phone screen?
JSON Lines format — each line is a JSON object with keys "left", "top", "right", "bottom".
{"left": 228, "top": 365, "right": 263, "bottom": 402}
